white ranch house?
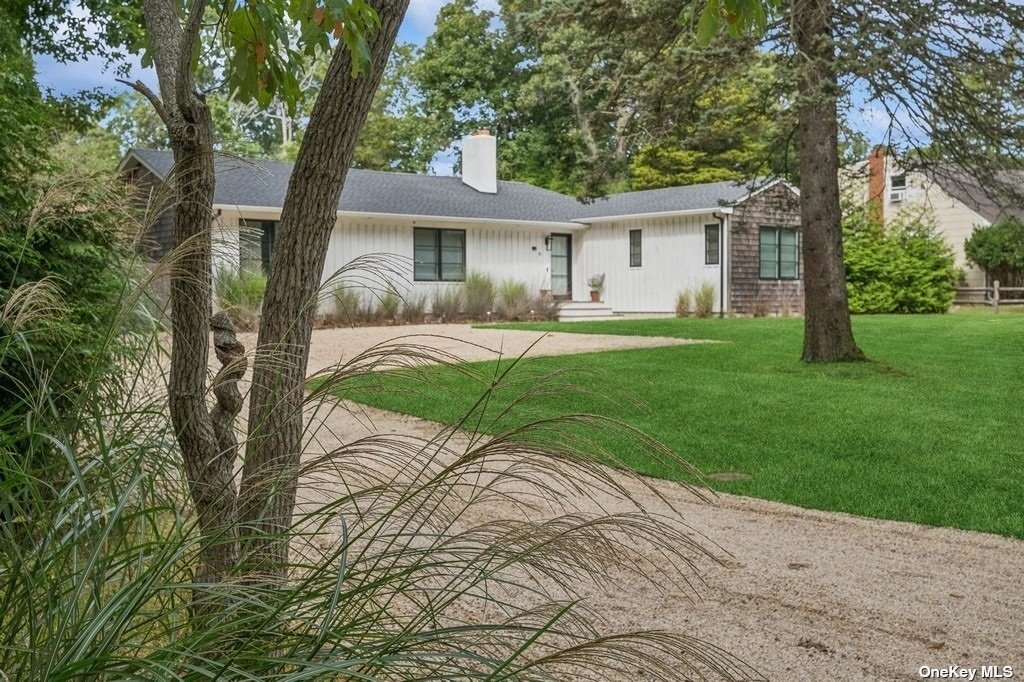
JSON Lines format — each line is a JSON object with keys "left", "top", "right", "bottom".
{"left": 121, "top": 131, "right": 804, "bottom": 318}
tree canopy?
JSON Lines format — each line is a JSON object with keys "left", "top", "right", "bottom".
{"left": 965, "top": 218, "right": 1024, "bottom": 287}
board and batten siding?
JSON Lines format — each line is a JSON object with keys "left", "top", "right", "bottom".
{"left": 214, "top": 211, "right": 558, "bottom": 312}
{"left": 323, "top": 216, "right": 561, "bottom": 311}
{"left": 574, "top": 214, "right": 724, "bottom": 313}
{"left": 728, "top": 182, "right": 803, "bottom": 315}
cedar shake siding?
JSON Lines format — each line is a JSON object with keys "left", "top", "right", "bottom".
{"left": 729, "top": 182, "right": 803, "bottom": 315}
{"left": 124, "top": 162, "right": 175, "bottom": 259}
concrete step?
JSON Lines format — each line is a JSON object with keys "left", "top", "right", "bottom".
{"left": 557, "top": 301, "right": 619, "bottom": 322}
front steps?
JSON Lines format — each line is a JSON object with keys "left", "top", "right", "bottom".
{"left": 557, "top": 301, "right": 620, "bottom": 322}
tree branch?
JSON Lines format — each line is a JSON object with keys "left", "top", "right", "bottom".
{"left": 115, "top": 78, "right": 170, "bottom": 126}
{"left": 176, "top": 0, "right": 209, "bottom": 107}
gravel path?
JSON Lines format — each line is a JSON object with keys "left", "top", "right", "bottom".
{"left": 251, "top": 324, "right": 1024, "bottom": 679}
{"left": 241, "top": 322, "right": 711, "bottom": 375}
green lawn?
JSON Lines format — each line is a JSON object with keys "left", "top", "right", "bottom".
{"left": 331, "top": 312, "right": 1024, "bottom": 538}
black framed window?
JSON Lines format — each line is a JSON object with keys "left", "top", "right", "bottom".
{"left": 759, "top": 227, "right": 800, "bottom": 280}
{"left": 240, "top": 220, "right": 277, "bottom": 273}
{"left": 705, "top": 224, "right": 721, "bottom": 265}
{"left": 629, "top": 229, "right": 642, "bottom": 267}
{"left": 414, "top": 228, "right": 466, "bottom": 281}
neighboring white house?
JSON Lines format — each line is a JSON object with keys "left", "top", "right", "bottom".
{"left": 121, "top": 131, "right": 803, "bottom": 317}
{"left": 843, "top": 146, "right": 1024, "bottom": 288}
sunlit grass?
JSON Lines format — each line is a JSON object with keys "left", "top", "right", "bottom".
{"left": 335, "top": 313, "right": 1024, "bottom": 538}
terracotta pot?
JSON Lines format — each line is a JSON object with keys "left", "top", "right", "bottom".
{"left": 590, "top": 290, "right": 601, "bottom": 302}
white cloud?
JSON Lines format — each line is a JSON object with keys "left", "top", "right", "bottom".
{"left": 403, "top": 0, "right": 502, "bottom": 40}
{"left": 405, "top": 0, "right": 447, "bottom": 35}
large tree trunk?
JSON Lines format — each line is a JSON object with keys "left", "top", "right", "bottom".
{"left": 238, "top": 0, "right": 411, "bottom": 577}
{"left": 142, "top": 0, "right": 241, "bottom": 587}
{"left": 793, "top": 0, "right": 865, "bottom": 362}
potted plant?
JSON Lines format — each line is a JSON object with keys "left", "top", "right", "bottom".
{"left": 586, "top": 274, "right": 605, "bottom": 302}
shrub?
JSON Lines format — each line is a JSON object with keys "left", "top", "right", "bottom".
{"left": 530, "top": 294, "right": 561, "bottom": 320}
{"left": 0, "top": 169, "right": 140, "bottom": 466}
{"left": 215, "top": 268, "right": 267, "bottom": 331}
{"left": 401, "top": 293, "right": 428, "bottom": 324}
{"left": 964, "top": 217, "right": 1024, "bottom": 287}
{"left": 378, "top": 291, "right": 401, "bottom": 323}
{"left": 844, "top": 207, "right": 958, "bottom": 313}
{"left": 431, "top": 286, "right": 464, "bottom": 321}
{"left": 694, "top": 282, "right": 716, "bottom": 318}
{"left": 675, "top": 290, "right": 691, "bottom": 317}
{"left": 464, "top": 271, "right": 496, "bottom": 319}
{"left": 330, "top": 286, "right": 362, "bottom": 326}
{"left": 496, "top": 279, "right": 531, "bottom": 320}
{"left": 361, "top": 297, "right": 383, "bottom": 324}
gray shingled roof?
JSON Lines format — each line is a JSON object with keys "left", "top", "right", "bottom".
{"left": 922, "top": 164, "right": 1024, "bottom": 224}
{"left": 570, "top": 180, "right": 762, "bottom": 219}
{"left": 126, "top": 148, "right": 766, "bottom": 223}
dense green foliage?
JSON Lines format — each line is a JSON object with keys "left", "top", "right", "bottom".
{"left": 339, "top": 314, "right": 1024, "bottom": 538}
{"left": 630, "top": 56, "right": 794, "bottom": 189}
{"left": 0, "top": 7, "right": 52, "bottom": 217}
{"left": 90, "top": 0, "right": 791, "bottom": 196}
{"left": 843, "top": 207, "right": 959, "bottom": 314}
{"left": 352, "top": 44, "right": 447, "bottom": 172}
{"left": 0, "top": 175, "right": 139, "bottom": 427}
{"left": 964, "top": 217, "right": 1024, "bottom": 287}
{"left": 1, "top": 7, "right": 138, "bottom": 444}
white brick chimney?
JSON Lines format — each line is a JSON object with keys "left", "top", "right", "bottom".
{"left": 461, "top": 129, "right": 497, "bottom": 194}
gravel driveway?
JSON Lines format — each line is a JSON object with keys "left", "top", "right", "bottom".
{"left": 245, "top": 323, "right": 1024, "bottom": 680}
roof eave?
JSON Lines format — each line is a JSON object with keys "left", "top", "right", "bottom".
{"left": 118, "top": 149, "right": 165, "bottom": 177}
{"left": 213, "top": 204, "right": 582, "bottom": 230}
{"left": 573, "top": 206, "right": 735, "bottom": 224}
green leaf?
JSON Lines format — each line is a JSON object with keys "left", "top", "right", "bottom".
{"left": 696, "top": 0, "right": 721, "bottom": 46}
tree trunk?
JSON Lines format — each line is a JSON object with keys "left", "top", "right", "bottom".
{"left": 141, "top": 0, "right": 241, "bottom": 587}
{"left": 238, "top": 0, "right": 411, "bottom": 577}
{"left": 792, "top": 0, "right": 865, "bottom": 362}
{"left": 166, "top": 100, "right": 242, "bottom": 586}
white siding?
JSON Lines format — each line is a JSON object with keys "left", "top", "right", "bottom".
{"left": 840, "top": 163, "right": 990, "bottom": 288}
{"left": 321, "top": 216, "right": 562, "bottom": 310}
{"left": 891, "top": 174, "right": 988, "bottom": 287}
{"left": 574, "top": 214, "right": 724, "bottom": 313}
{"left": 212, "top": 213, "right": 240, "bottom": 274}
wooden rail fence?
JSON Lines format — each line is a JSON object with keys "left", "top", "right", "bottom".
{"left": 955, "top": 280, "right": 1024, "bottom": 313}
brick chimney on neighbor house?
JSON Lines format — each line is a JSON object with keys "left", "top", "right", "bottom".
{"left": 867, "top": 145, "right": 888, "bottom": 223}
{"left": 461, "top": 129, "right": 497, "bottom": 194}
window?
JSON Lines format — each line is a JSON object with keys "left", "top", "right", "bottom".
{"left": 759, "top": 227, "right": 800, "bottom": 280}
{"left": 414, "top": 228, "right": 466, "bottom": 281}
{"left": 705, "top": 224, "right": 721, "bottom": 265}
{"left": 240, "top": 220, "right": 277, "bottom": 273}
{"left": 889, "top": 173, "right": 907, "bottom": 202}
{"left": 629, "top": 229, "right": 642, "bottom": 267}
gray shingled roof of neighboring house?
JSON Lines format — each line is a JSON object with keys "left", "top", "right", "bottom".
{"left": 126, "top": 148, "right": 769, "bottom": 223}
{"left": 922, "top": 165, "right": 1024, "bottom": 224}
